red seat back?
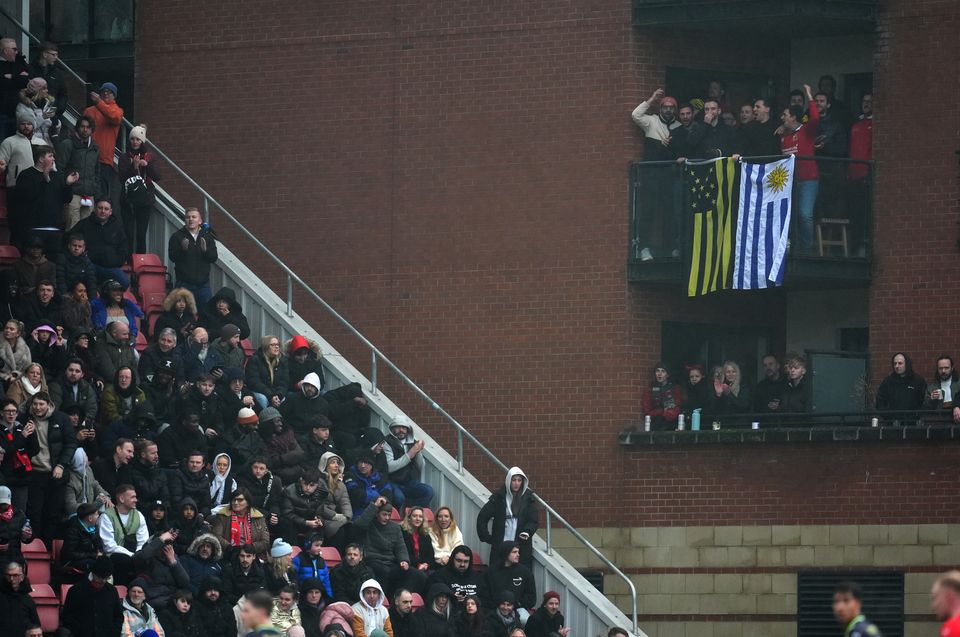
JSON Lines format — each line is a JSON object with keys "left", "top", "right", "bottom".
{"left": 321, "top": 546, "right": 341, "bottom": 569}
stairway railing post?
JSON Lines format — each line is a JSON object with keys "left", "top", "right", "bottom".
{"left": 545, "top": 510, "right": 553, "bottom": 555}
{"left": 456, "top": 430, "right": 464, "bottom": 473}
{"left": 370, "top": 352, "right": 378, "bottom": 395}
{"left": 285, "top": 275, "right": 293, "bottom": 317}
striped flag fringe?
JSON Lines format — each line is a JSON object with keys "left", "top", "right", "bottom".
{"left": 732, "top": 156, "right": 796, "bottom": 289}
{"left": 685, "top": 157, "right": 737, "bottom": 297}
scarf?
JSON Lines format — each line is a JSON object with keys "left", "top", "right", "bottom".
{"left": 20, "top": 375, "right": 42, "bottom": 397}
{"left": 4, "top": 424, "right": 32, "bottom": 472}
{"left": 411, "top": 532, "right": 421, "bottom": 558}
{"left": 229, "top": 511, "right": 251, "bottom": 546}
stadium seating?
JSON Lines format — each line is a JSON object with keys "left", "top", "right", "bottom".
{"left": 321, "top": 546, "right": 342, "bottom": 568}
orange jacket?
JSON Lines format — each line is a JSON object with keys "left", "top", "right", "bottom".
{"left": 82, "top": 100, "right": 124, "bottom": 166}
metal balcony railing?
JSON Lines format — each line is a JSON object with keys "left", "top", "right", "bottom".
{"left": 628, "top": 155, "right": 874, "bottom": 285}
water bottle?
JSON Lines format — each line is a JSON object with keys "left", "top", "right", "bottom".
{"left": 691, "top": 409, "right": 701, "bottom": 431}
{"left": 643, "top": 415, "right": 651, "bottom": 432}
{"left": 22, "top": 517, "right": 31, "bottom": 538}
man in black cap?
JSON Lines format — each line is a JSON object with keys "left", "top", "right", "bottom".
{"left": 61, "top": 502, "right": 104, "bottom": 576}
{"left": 143, "top": 358, "right": 179, "bottom": 430}
{"left": 62, "top": 555, "right": 123, "bottom": 637}
{"left": 221, "top": 366, "right": 258, "bottom": 418}
{"left": 212, "top": 323, "right": 246, "bottom": 371}
{"left": 12, "top": 234, "right": 55, "bottom": 296}
{"left": 194, "top": 576, "right": 237, "bottom": 637}
{"left": 344, "top": 444, "right": 393, "bottom": 514}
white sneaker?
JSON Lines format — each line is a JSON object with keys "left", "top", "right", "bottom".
{"left": 640, "top": 247, "right": 654, "bottom": 261}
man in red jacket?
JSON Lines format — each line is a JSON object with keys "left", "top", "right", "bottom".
{"left": 847, "top": 93, "right": 873, "bottom": 256}
{"left": 780, "top": 83, "right": 819, "bottom": 252}
{"left": 642, "top": 362, "right": 683, "bottom": 430}
{"left": 82, "top": 82, "right": 124, "bottom": 208}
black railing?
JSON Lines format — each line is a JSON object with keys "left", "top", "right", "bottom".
{"left": 628, "top": 155, "right": 873, "bottom": 284}
{"left": 637, "top": 409, "right": 954, "bottom": 431}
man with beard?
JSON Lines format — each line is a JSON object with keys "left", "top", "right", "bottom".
{"left": 194, "top": 576, "right": 237, "bottom": 637}
{"left": 92, "top": 437, "right": 134, "bottom": 499}
{"left": 428, "top": 544, "right": 488, "bottom": 609}
{"left": 753, "top": 354, "right": 786, "bottom": 414}
{"left": 875, "top": 353, "right": 926, "bottom": 413}
{"left": 56, "top": 114, "right": 101, "bottom": 229}
{"left": 158, "top": 411, "right": 207, "bottom": 469}
{"left": 925, "top": 355, "right": 960, "bottom": 423}
{"left": 170, "top": 451, "right": 214, "bottom": 514}
{"left": 0, "top": 114, "right": 38, "bottom": 187}
{"left": 129, "top": 439, "right": 171, "bottom": 506}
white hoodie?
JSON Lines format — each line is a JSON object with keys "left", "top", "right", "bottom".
{"left": 503, "top": 466, "right": 528, "bottom": 542}
{"left": 351, "top": 578, "right": 392, "bottom": 637}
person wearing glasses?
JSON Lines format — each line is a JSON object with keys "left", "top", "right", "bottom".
{"left": 0, "top": 38, "right": 29, "bottom": 141}
{"left": 0, "top": 561, "right": 40, "bottom": 637}
{"left": 209, "top": 486, "right": 269, "bottom": 558}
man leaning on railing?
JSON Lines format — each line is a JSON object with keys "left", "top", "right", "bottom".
{"left": 923, "top": 355, "right": 960, "bottom": 424}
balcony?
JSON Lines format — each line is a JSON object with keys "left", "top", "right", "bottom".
{"left": 627, "top": 156, "right": 873, "bottom": 288}
{"left": 632, "top": 0, "right": 879, "bottom": 36}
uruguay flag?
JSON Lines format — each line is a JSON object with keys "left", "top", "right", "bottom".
{"left": 733, "top": 156, "right": 796, "bottom": 289}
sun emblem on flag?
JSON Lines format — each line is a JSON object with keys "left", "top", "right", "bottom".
{"left": 766, "top": 164, "right": 789, "bottom": 193}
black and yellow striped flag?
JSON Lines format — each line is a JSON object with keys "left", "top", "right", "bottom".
{"left": 685, "top": 158, "right": 738, "bottom": 297}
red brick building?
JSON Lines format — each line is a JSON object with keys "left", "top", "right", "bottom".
{"left": 133, "top": 1, "right": 958, "bottom": 634}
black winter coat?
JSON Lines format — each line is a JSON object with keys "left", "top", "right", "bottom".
{"left": 220, "top": 559, "right": 267, "bottom": 604}
{"left": 158, "top": 421, "right": 209, "bottom": 469}
{"left": 0, "top": 420, "right": 40, "bottom": 486}
{"left": 55, "top": 251, "right": 98, "bottom": 297}
{"left": 329, "top": 560, "right": 375, "bottom": 603}
{"left": 235, "top": 468, "right": 284, "bottom": 516}
{"left": 280, "top": 481, "right": 326, "bottom": 533}
{"left": 61, "top": 514, "right": 103, "bottom": 565}
{"left": 49, "top": 377, "right": 99, "bottom": 422}
{"left": 876, "top": 372, "right": 926, "bottom": 411}
{"left": 411, "top": 583, "right": 457, "bottom": 637}
{"left": 194, "top": 594, "right": 237, "bottom": 637}
{"left": 200, "top": 288, "right": 250, "bottom": 340}
{"left": 0, "top": 578, "right": 39, "bottom": 637}
{"left": 169, "top": 225, "right": 218, "bottom": 286}
{"left": 485, "top": 563, "right": 536, "bottom": 610}
{"left": 0, "top": 507, "right": 26, "bottom": 565}
{"left": 73, "top": 213, "right": 128, "bottom": 268}
{"left": 61, "top": 578, "right": 123, "bottom": 637}
{"left": 8, "top": 166, "right": 72, "bottom": 236}
{"left": 403, "top": 530, "right": 436, "bottom": 570}
{"left": 0, "top": 55, "right": 29, "bottom": 116}
{"left": 170, "top": 464, "right": 214, "bottom": 514}
{"left": 477, "top": 487, "right": 539, "bottom": 566}
{"left": 178, "top": 386, "right": 229, "bottom": 433}
{"left": 245, "top": 350, "right": 289, "bottom": 399}
{"left": 28, "top": 403, "right": 77, "bottom": 473}
{"left": 524, "top": 607, "right": 567, "bottom": 637}
{"left": 159, "top": 603, "right": 204, "bottom": 637}
{"left": 139, "top": 536, "right": 191, "bottom": 608}
{"left": 130, "top": 458, "right": 171, "bottom": 507}
{"left": 56, "top": 134, "right": 101, "bottom": 198}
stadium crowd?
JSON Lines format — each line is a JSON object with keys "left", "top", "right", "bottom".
{"left": 0, "top": 39, "right": 632, "bottom": 637}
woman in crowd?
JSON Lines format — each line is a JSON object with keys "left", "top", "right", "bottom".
{"left": 0, "top": 319, "right": 31, "bottom": 388}
{"left": 100, "top": 366, "right": 148, "bottom": 426}
{"left": 429, "top": 506, "right": 463, "bottom": 568}
{"left": 266, "top": 538, "right": 298, "bottom": 593}
{"left": 209, "top": 452, "right": 237, "bottom": 511}
{"left": 91, "top": 279, "right": 145, "bottom": 338}
{"left": 27, "top": 321, "right": 66, "bottom": 378}
{"left": 209, "top": 486, "right": 270, "bottom": 556}
{"left": 712, "top": 360, "right": 752, "bottom": 416}
{"left": 400, "top": 506, "right": 434, "bottom": 594}
{"left": 61, "top": 280, "right": 94, "bottom": 333}
{"left": 118, "top": 124, "right": 160, "bottom": 255}
{"left": 200, "top": 287, "right": 250, "bottom": 341}
{"left": 455, "top": 594, "right": 493, "bottom": 637}
{"left": 245, "top": 335, "right": 289, "bottom": 409}
{"left": 5, "top": 362, "right": 47, "bottom": 407}
{"left": 154, "top": 288, "right": 198, "bottom": 343}
{"left": 16, "top": 77, "right": 57, "bottom": 145}
{"left": 319, "top": 452, "right": 351, "bottom": 552}
{"left": 524, "top": 591, "right": 571, "bottom": 637}
{"left": 0, "top": 398, "right": 38, "bottom": 512}
{"left": 122, "top": 578, "right": 166, "bottom": 637}
{"left": 683, "top": 363, "right": 711, "bottom": 414}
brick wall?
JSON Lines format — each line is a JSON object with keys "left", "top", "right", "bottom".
{"left": 135, "top": 0, "right": 959, "bottom": 529}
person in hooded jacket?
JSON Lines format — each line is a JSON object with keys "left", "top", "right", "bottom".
{"left": 245, "top": 335, "right": 289, "bottom": 409}
{"left": 101, "top": 402, "right": 159, "bottom": 455}
{"left": 318, "top": 600, "right": 356, "bottom": 636}
{"left": 27, "top": 319, "right": 66, "bottom": 376}
{"left": 194, "top": 576, "right": 238, "bottom": 637}
{"left": 299, "top": 577, "right": 329, "bottom": 637}
{"left": 484, "top": 541, "right": 536, "bottom": 621}
{"left": 159, "top": 588, "right": 204, "bottom": 637}
{"left": 144, "top": 499, "right": 172, "bottom": 537}
{"left": 382, "top": 415, "right": 433, "bottom": 511}
{"left": 483, "top": 590, "right": 523, "bottom": 637}
{"left": 477, "top": 467, "right": 539, "bottom": 568}
{"left": 181, "top": 532, "right": 224, "bottom": 594}
{"left": 523, "top": 591, "right": 571, "bottom": 637}
{"left": 411, "top": 582, "right": 456, "bottom": 637}
{"left": 221, "top": 408, "right": 265, "bottom": 473}
{"left": 260, "top": 406, "right": 305, "bottom": 485}
{"left": 172, "top": 496, "right": 208, "bottom": 555}
{"left": 144, "top": 360, "right": 181, "bottom": 430}
{"left": 281, "top": 371, "right": 329, "bottom": 435}
{"left": 221, "top": 366, "right": 258, "bottom": 419}
{"left": 318, "top": 451, "right": 352, "bottom": 551}
{"left": 200, "top": 287, "right": 250, "bottom": 341}
{"left": 286, "top": 335, "right": 325, "bottom": 392}
{"left": 65, "top": 445, "right": 112, "bottom": 515}
{"left": 428, "top": 544, "right": 488, "bottom": 609}
{"left": 12, "top": 235, "right": 54, "bottom": 297}
{"left": 171, "top": 450, "right": 214, "bottom": 514}
{"left": 158, "top": 411, "right": 208, "bottom": 469}
{"left": 875, "top": 352, "right": 927, "bottom": 413}
{"left": 351, "top": 578, "right": 393, "bottom": 637}
{"left": 344, "top": 449, "right": 393, "bottom": 516}
{"left": 0, "top": 485, "right": 29, "bottom": 566}
{"left": 280, "top": 467, "right": 326, "bottom": 542}
{"left": 61, "top": 555, "right": 124, "bottom": 637}
{"left": 293, "top": 533, "right": 334, "bottom": 597}
{"left": 454, "top": 594, "right": 494, "bottom": 637}
{"left": 154, "top": 288, "right": 199, "bottom": 344}
{"left": 139, "top": 531, "right": 192, "bottom": 609}
{"left": 209, "top": 451, "right": 238, "bottom": 510}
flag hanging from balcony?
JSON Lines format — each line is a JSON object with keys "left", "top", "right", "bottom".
{"left": 732, "top": 156, "right": 796, "bottom": 289}
{"left": 686, "top": 157, "right": 737, "bottom": 297}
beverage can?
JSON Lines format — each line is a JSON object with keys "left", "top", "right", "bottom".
{"left": 871, "top": 417, "right": 879, "bottom": 428}
{"left": 751, "top": 421, "right": 760, "bottom": 430}
{"left": 643, "top": 415, "right": 651, "bottom": 432}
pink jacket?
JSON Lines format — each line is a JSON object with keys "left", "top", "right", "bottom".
{"left": 319, "top": 601, "right": 355, "bottom": 636}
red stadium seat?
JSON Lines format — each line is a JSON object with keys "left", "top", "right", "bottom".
{"left": 131, "top": 253, "right": 165, "bottom": 273}
{"left": 116, "top": 584, "right": 127, "bottom": 599}
{"left": 25, "top": 555, "right": 51, "bottom": 585}
{"left": 321, "top": 546, "right": 341, "bottom": 569}
{"left": 471, "top": 551, "right": 487, "bottom": 573}
{"left": 22, "top": 538, "right": 50, "bottom": 556}
{"left": 135, "top": 331, "right": 149, "bottom": 353}
{"left": 60, "top": 583, "right": 72, "bottom": 604}
{"left": 382, "top": 596, "right": 389, "bottom": 607}
{"left": 29, "top": 583, "right": 56, "bottom": 599}
{"left": 35, "top": 602, "right": 60, "bottom": 632}
{"left": 52, "top": 539, "right": 63, "bottom": 564}
{"left": 242, "top": 339, "right": 256, "bottom": 359}
{"left": 141, "top": 291, "right": 167, "bottom": 315}
{"left": 147, "top": 312, "right": 162, "bottom": 338}
{"left": 390, "top": 508, "right": 401, "bottom": 522}
{"left": 290, "top": 545, "right": 301, "bottom": 559}
{"left": 136, "top": 271, "right": 168, "bottom": 299}
{"left": 411, "top": 592, "right": 424, "bottom": 609}
{"left": 0, "top": 244, "right": 20, "bottom": 266}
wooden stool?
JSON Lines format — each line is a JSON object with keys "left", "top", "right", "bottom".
{"left": 816, "top": 218, "right": 849, "bottom": 256}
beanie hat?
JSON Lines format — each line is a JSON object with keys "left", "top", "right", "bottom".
{"left": 660, "top": 96, "right": 678, "bottom": 107}
{"left": 355, "top": 450, "right": 375, "bottom": 466}
{"left": 99, "top": 81, "right": 118, "bottom": 96}
{"left": 543, "top": 590, "right": 561, "bottom": 605}
{"left": 259, "top": 406, "right": 281, "bottom": 423}
{"left": 16, "top": 111, "right": 33, "bottom": 124}
{"left": 221, "top": 324, "right": 241, "bottom": 340}
{"left": 270, "top": 538, "right": 293, "bottom": 558}
{"left": 289, "top": 335, "right": 310, "bottom": 353}
{"left": 91, "top": 555, "right": 113, "bottom": 578}
{"left": 300, "top": 577, "right": 325, "bottom": 594}
{"left": 129, "top": 124, "right": 147, "bottom": 143}
{"left": 237, "top": 407, "right": 258, "bottom": 426}
{"left": 224, "top": 367, "right": 245, "bottom": 383}
{"left": 128, "top": 577, "right": 149, "bottom": 593}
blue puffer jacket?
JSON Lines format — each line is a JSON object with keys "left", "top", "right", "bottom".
{"left": 91, "top": 298, "right": 145, "bottom": 337}
{"left": 292, "top": 542, "right": 333, "bottom": 598}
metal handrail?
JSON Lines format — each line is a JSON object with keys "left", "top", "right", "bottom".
{"left": 0, "top": 7, "right": 641, "bottom": 633}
